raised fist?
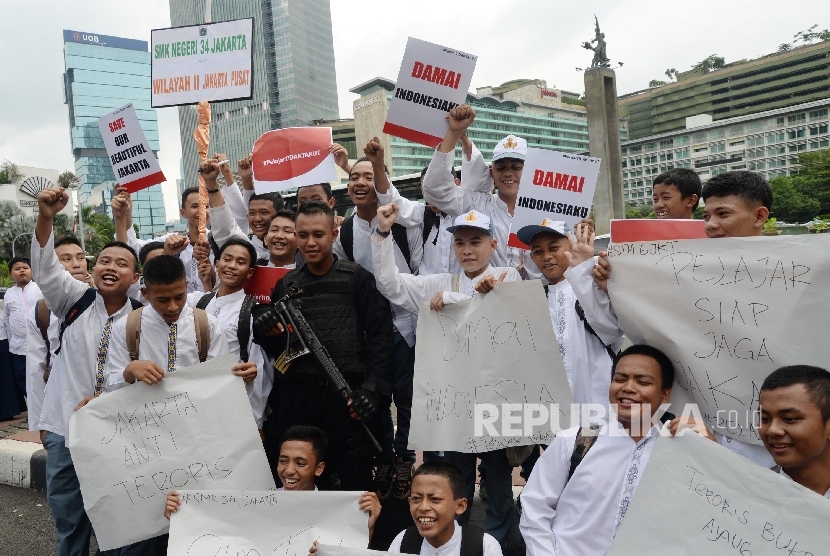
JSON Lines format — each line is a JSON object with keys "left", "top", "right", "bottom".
{"left": 37, "top": 187, "right": 69, "bottom": 219}
{"left": 376, "top": 203, "right": 399, "bottom": 233}
{"left": 446, "top": 105, "right": 476, "bottom": 134}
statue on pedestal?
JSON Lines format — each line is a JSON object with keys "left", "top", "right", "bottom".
{"left": 582, "top": 15, "right": 610, "bottom": 68}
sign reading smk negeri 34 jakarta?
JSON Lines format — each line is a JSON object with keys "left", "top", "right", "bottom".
{"left": 151, "top": 18, "right": 254, "bottom": 107}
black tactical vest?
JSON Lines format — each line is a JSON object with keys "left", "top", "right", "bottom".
{"left": 282, "top": 260, "right": 367, "bottom": 382}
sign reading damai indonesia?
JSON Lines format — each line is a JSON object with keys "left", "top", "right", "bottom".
{"left": 98, "top": 104, "right": 165, "bottom": 193}
{"left": 151, "top": 18, "right": 254, "bottom": 107}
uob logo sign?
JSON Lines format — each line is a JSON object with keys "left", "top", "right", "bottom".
{"left": 73, "top": 32, "right": 99, "bottom": 43}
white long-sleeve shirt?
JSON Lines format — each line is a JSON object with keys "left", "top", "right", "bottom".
{"left": 376, "top": 184, "right": 461, "bottom": 276}
{"left": 25, "top": 305, "right": 58, "bottom": 431}
{"left": 126, "top": 228, "right": 209, "bottom": 293}
{"left": 371, "top": 232, "right": 521, "bottom": 314}
{"left": 388, "top": 521, "right": 503, "bottom": 556}
{"left": 2, "top": 281, "right": 43, "bottom": 354}
{"left": 520, "top": 421, "right": 664, "bottom": 556}
{"left": 422, "top": 144, "right": 541, "bottom": 280}
{"left": 333, "top": 212, "right": 423, "bottom": 347}
{"left": 186, "top": 289, "right": 270, "bottom": 427}
{"left": 103, "top": 304, "right": 229, "bottom": 392}
{"left": 209, "top": 200, "right": 270, "bottom": 260}
{"left": 32, "top": 233, "right": 137, "bottom": 442}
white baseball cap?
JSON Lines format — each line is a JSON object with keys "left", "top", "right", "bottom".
{"left": 492, "top": 135, "right": 528, "bottom": 162}
{"left": 517, "top": 218, "right": 570, "bottom": 245}
{"left": 446, "top": 210, "right": 493, "bottom": 236}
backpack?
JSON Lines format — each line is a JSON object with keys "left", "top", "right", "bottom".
{"left": 399, "top": 524, "right": 485, "bottom": 556}
{"left": 125, "top": 306, "right": 210, "bottom": 363}
{"left": 34, "top": 299, "right": 52, "bottom": 382}
{"left": 543, "top": 285, "right": 618, "bottom": 361}
{"left": 196, "top": 292, "right": 257, "bottom": 362}
{"left": 340, "top": 215, "right": 413, "bottom": 272}
{"left": 54, "top": 289, "right": 143, "bottom": 355}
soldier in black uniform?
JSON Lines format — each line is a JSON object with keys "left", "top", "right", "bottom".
{"left": 252, "top": 200, "right": 394, "bottom": 492}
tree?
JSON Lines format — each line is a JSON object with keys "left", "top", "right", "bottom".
{"left": 664, "top": 68, "right": 678, "bottom": 81}
{"left": 693, "top": 55, "right": 726, "bottom": 72}
{"left": 57, "top": 170, "right": 79, "bottom": 189}
{"left": 649, "top": 79, "right": 667, "bottom": 88}
{"left": 625, "top": 204, "right": 655, "bottom": 219}
{"left": 769, "top": 176, "right": 821, "bottom": 223}
{"left": 0, "top": 212, "right": 36, "bottom": 258}
{"left": 778, "top": 43, "right": 792, "bottom": 52}
{"left": 0, "top": 160, "right": 24, "bottom": 184}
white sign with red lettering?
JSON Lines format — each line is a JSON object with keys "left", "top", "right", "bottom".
{"left": 383, "top": 37, "right": 477, "bottom": 147}
{"left": 251, "top": 127, "right": 336, "bottom": 193}
{"left": 98, "top": 103, "right": 166, "bottom": 193}
{"left": 508, "top": 148, "right": 601, "bottom": 248}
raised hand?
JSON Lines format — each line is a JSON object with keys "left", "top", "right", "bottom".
{"left": 37, "top": 187, "right": 69, "bottom": 219}
{"left": 191, "top": 239, "right": 211, "bottom": 261}
{"left": 237, "top": 156, "right": 254, "bottom": 189}
{"left": 475, "top": 270, "right": 508, "bottom": 294}
{"left": 199, "top": 160, "right": 220, "bottom": 183}
{"left": 446, "top": 105, "right": 476, "bottom": 134}
{"left": 330, "top": 143, "right": 350, "bottom": 172}
{"left": 363, "top": 137, "right": 384, "bottom": 166}
{"left": 565, "top": 225, "right": 596, "bottom": 268}
{"left": 164, "top": 234, "right": 190, "bottom": 256}
{"left": 376, "top": 203, "right": 399, "bottom": 233}
{"left": 593, "top": 251, "right": 611, "bottom": 294}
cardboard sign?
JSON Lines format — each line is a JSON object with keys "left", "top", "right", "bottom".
{"left": 409, "top": 281, "right": 572, "bottom": 452}
{"left": 508, "top": 149, "right": 601, "bottom": 248}
{"left": 610, "top": 219, "right": 707, "bottom": 242}
{"left": 68, "top": 356, "right": 275, "bottom": 550}
{"left": 609, "top": 433, "right": 830, "bottom": 555}
{"left": 607, "top": 235, "right": 830, "bottom": 443}
{"left": 168, "top": 491, "right": 369, "bottom": 555}
{"left": 243, "top": 266, "right": 289, "bottom": 303}
{"left": 98, "top": 104, "right": 166, "bottom": 193}
{"left": 383, "top": 37, "right": 477, "bottom": 147}
{"left": 252, "top": 127, "right": 336, "bottom": 193}
{"left": 151, "top": 18, "right": 254, "bottom": 107}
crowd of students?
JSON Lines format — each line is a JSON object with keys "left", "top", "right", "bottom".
{"left": 1, "top": 103, "right": 828, "bottom": 556}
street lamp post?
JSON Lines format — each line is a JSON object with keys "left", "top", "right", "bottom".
{"left": 11, "top": 232, "right": 33, "bottom": 258}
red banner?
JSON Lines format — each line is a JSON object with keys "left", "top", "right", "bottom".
{"left": 243, "top": 266, "right": 289, "bottom": 303}
{"left": 610, "top": 219, "right": 707, "bottom": 243}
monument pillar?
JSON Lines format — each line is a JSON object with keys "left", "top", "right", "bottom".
{"left": 584, "top": 67, "right": 624, "bottom": 236}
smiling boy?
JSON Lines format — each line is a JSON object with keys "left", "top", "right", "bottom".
{"left": 651, "top": 168, "right": 701, "bottom": 220}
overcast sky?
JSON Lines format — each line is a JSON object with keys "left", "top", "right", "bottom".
{"left": 0, "top": 0, "right": 824, "bottom": 220}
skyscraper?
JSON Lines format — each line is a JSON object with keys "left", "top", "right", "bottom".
{"left": 169, "top": 0, "right": 340, "bottom": 188}
{"left": 62, "top": 29, "right": 168, "bottom": 238}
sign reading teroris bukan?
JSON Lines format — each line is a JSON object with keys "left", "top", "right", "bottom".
{"left": 383, "top": 37, "right": 477, "bottom": 147}
{"left": 251, "top": 127, "right": 336, "bottom": 193}
{"left": 508, "top": 148, "right": 600, "bottom": 248}
{"left": 97, "top": 104, "right": 166, "bottom": 193}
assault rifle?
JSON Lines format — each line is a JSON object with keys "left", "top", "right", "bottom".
{"left": 272, "top": 290, "right": 383, "bottom": 455}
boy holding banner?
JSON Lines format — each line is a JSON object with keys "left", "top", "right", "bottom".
{"left": 371, "top": 203, "right": 520, "bottom": 545}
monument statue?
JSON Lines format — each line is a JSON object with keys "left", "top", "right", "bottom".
{"left": 582, "top": 15, "right": 610, "bottom": 68}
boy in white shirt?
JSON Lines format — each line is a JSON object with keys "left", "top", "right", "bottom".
{"left": 258, "top": 209, "right": 298, "bottom": 268}
{"left": 3, "top": 256, "right": 43, "bottom": 409}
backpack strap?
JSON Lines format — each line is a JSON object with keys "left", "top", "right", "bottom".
{"left": 196, "top": 292, "right": 217, "bottom": 310}
{"left": 574, "top": 300, "right": 617, "bottom": 361}
{"left": 255, "top": 257, "right": 270, "bottom": 267}
{"left": 237, "top": 295, "right": 256, "bottom": 363}
{"left": 36, "top": 300, "right": 52, "bottom": 379}
{"left": 193, "top": 308, "right": 210, "bottom": 363}
{"left": 126, "top": 307, "right": 144, "bottom": 362}
{"left": 399, "top": 526, "right": 422, "bottom": 555}
{"left": 460, "top": 524, "right": 486, "bottom": 556}
{"left": 55, "top": 288, "right": 97, "bottom": 355}
{"left": 568, "top": 424, "right": 601, "bottom": 481}
{"left": 452, "top": 274, "right": 460, "bottom": 293}
{"left": 129, "top": 297, "right": 143, "bottom": 310}
{"left": 207, "top": 233, "right": 222, "bottom": 260}
{"left": 340, "top": 216, "right": 355, "bottom": 262}
{"left": 391, "top": 223, "right": 412, "bottom": 272}
{"left": 422, "top": 205, "right": 440, "bottom": 246}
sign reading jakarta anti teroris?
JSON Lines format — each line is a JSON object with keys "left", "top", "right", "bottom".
{"left": 508, "top": 148, "right": 600, "bottom": 248}
{"left": 98, "top": 104, "right": 166, "bottom": 193}
{"left": 383, "top": 37, "right": 477, "bottom": 147}
{"left": 409, "top": 281, "right": 573, "bottom": 453}
{"left": 151, "top": 18, "right": 253, "bottom": 107}
{"left": 167, "top": 491, "right": 369, "bottom": 556}
{"left": 607, "top": 235, "right": 830, "bottom": 444}
{"left": 251, "top": 127, "right": 336, "bottom": 193}
{"left": 608, "top": 433, "right": 830, "bottom": 556}
{"left": 67, "top": 356, "right": 275, "bottom": 550}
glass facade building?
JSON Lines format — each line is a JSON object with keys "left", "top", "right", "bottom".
{"left": 169, "top": 0, "right": 339, "bottom": 189}
{"left": 62, "top": 30, "right": 167, "bottom": 238}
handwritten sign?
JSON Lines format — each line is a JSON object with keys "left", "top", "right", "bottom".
{"left": 317, "top": 544, "right": 405, "bottom": 556}
{"left": 508, "top": 149, "right": 600, "bottom": 248}
{"left": 608, "top": 432, "right": 830, "bottom": 555}
{"left": 67, "top": 356, "right": 275, "bottom": 550}
{"left": 383, "top": 37, "right": 477, "bottom": 147}
{"left": 244, "top": 266, "right": 289, "bottom": 303}
{"left": 409, "top": 281, "right": 572, "bottom": 452}
{"left": 167, "top": 491, "right": 369, "bottom": 555}
{"left": 607, "top": 235, "right": 830, "bottom": 443}
{"left": 151, "top": 18, "right": 254, "bottom": 107}
{"left": 252, "top": 127, "right": 336, "bottom": 193}
{"left": 98, "top": 104, "right": 166, "bottom": 193}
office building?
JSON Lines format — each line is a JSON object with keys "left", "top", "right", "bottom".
{"left": 619, "top": 41, "right": 830, "bottom": 140}
{"left": 620, "top": 99, "right": 830, "bottom": 204}
{"left": 350, "top": 77, "right": 628, "bottom": 177}
{"left": 62, "top": 29, "right": 167, "bottom": 238}
{"left": 169, "top": 0, "right": 339, "bottom": 189}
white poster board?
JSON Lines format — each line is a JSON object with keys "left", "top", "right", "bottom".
{"left": 98, "top": 103, "right": 165, "bottom": 193}
{"left": 151, "top": 18, "right": 254, "bottom": 107}
{"left": 167, "top": 491, "right": 369, "bottom": 556}
{"left": 317, "top": 544, "right": 405, "bottom": 556}
{"left": 68, "top": 356, "right": 276, "bottom": 550}
{"left": 383, "top": 37, "right": 477, "bottom": 147}
{"left": 607, "top": 235, "right": 830, "bottom": 443}
{"left": 609, "top": 432, "right": 830, "bottom": 555}
{"left": 508, "top": 149, "right": 600, "bottom": 248}
{"left": 409, "top": 281, "right": 572, "bottom": 452}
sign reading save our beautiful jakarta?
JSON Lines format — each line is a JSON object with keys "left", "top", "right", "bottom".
{"left": 151, "top": 18, "right": 254, "bottom": 107}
